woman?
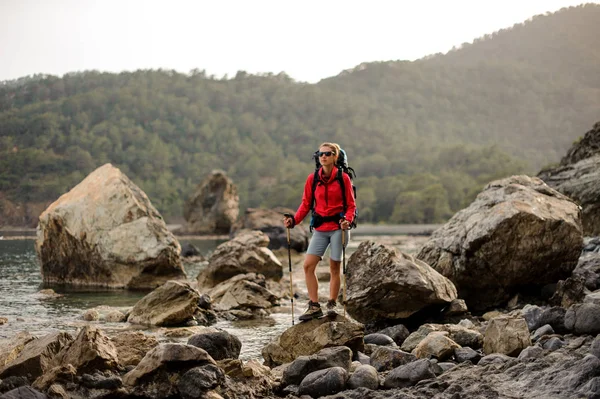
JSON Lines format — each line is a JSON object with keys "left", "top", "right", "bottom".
{"left": 283, "top": 142, "right": 357, "bottom": 320}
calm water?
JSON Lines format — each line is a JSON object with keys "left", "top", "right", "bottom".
{"left": 0, "top": 229, "right": 431, "bottom": 361}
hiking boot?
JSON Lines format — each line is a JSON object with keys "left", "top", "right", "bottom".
{"left": 299, "top": 301, "right": 323, "bottom": 321}
{"left": 326, "top": 299, "right": 337, "bottom": 316}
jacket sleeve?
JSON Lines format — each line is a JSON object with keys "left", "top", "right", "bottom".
{"left": 342, "top": 173, "right": 357, "bottom": 224}
{"left": 294, "top": 173, "right": 314, "bottom": 225}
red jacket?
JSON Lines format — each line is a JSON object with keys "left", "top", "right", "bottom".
{"left": 294, "top": 168, "right": 356, "bottom": 231}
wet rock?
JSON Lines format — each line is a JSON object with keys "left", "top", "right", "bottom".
{"left": 298, "top": 367, "right": 348, "bottom": 397}
{"left": 346, "top": 240, "right": 457, "bottom": 323}
{"left": 127, "top": 280, "right": 201, "bottom": 326}
{"left": 261, "top": 315, "right": 364, "bottom": 367}
{"left": 418, "top": 175, "right": 583, "bottom": 311}
{"left": 230, "top": 207, "right": 309, "bottom": 252}
{"left": 197, "top": 230, "right": 283, "bottom": 289}
{"left": 187, "top": 330, "right": 242, "bottom": 360}
{"left": 35, "top": 163, "right": 185, "bottom": 290}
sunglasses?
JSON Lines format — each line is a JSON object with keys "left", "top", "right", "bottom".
{"left": 318, "top": 151, "right": 335, "bottom": 157}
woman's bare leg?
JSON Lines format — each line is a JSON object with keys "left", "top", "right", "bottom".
{"left": 303, "top": 254, "right": 321, "bottom": 303}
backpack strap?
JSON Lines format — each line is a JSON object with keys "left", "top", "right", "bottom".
{"left": 336, "top": 167, "right": 347, "bottom": 216}
{"left": 310, "top": 168, "right": 320, "bottom": 212}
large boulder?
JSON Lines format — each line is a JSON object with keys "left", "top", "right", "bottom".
{"left": 127, "top": 281, "right": 202, "bottom": 326}
{"left": 197, "top": 230, "right": 283, "bottom": 289}
{"left": 35, "top": 163, "right": 185, "bottom": 290}
{"left": 346, "top": 241, "right": 457, "bottom": 323}
{"left": 207, "top": 273, "right": 279, "bottom": 312}
{"left": 538, "top": 121, "right": 600, "bottom": 235}
{"left": 417, "top": 175, "right": 583, "bottom": 311}
{"left": 261, "top": 316, "right": 364, "bottom": 367}
{"left": 230, "top": 207, "right": 309, "bottom": 252}
{"left": 180, "top": 170, "right": 239, "bottom": 235}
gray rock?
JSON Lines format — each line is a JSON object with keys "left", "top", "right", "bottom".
{"left": 187, "top": 330, "right": 242, "bottom": 360}
{"left": 377, "top": 324, "right": 410, "bottom": 346}
{"left": 346, "top": 241, "right": 457, "bottom": 323}
{"left": 521, "top": 304, "right": 544, "bottom": 331}
{"left": 565, "top": 303, "right": 600, "bottom": 334}
{"left": 383, "top": 358, "right": 436, "bottom": 389}
{"left": 364, "top": 333, "right": 396, "bottom": 347}
{"left": 538, "top": 306, "right": 567, "bottom": 333}
{"left": 542, "top": 337, "right": 565, "bottom": 351}
{"left": 454, "top": 347, "right": 481, "bottom": 364}
{"left": 369, "top": 346, "right": 416, "bottom": 372}
{"left": 518, "top": 345, "right": 544, "bottom": 360}
{"left": 532, "top": 324, "right": 555, "bottom": 342}
{"left": 281, "top": 346, "right": 352, "bottom": 387}
{"left": 418, "top": 175, "right": 582, "bottom": 311}
{"left": 347, "top": 364, "right": 379, "bottom": 390}
{"left": 177, "top": 364, "right": 225, "bottom": 398}
{"left": 298, "top": 367, "right": 348, "bottom": 397}
{"left": 0, "top": 386, "right": 49, "bottom": 399}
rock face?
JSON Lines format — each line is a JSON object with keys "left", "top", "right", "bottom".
{"left": 538, "top": 121, "right": 600, "bottom": 235}
{"left": 197, "top": 230, "right": 283, "bottom": 289}
{"left": 230, "top": 207, "right": 309, "bottom": 252}
{"left": 35, "top": 163, "right": 185, "bottom": 290}
{"left": 417, "top": 175, "right": 583, "bottom": 311}
{"left": 346, "top": 241, "right": 457, "bottom": 323}
{"left": 181, "top": 170, "right": 239, "bottom": 235}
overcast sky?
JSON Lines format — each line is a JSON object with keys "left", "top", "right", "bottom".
{"left": 1, "top": 0, "right": 597, "bottom": 83}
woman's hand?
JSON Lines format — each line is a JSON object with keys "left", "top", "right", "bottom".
{"left": 283, "top": 216, "right": 294, "bottom": 228}
{"left": 340, "top": 219, "right": 350, "bottom": 230}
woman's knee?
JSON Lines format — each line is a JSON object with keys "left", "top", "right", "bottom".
{"left": 303, "top": 255, "right": 320, "bottom": 273}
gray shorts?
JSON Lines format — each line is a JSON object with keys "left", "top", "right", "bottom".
{"left": 306, "top": 229, "right": 351, "bottom": 261}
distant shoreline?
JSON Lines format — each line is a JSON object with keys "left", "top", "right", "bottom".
{"left": 0, "top": 223, "right": 441, "bottom": 240}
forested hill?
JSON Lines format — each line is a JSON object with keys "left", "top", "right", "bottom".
{"left": 1, "top": 4, "right": 599, "bottom": 227}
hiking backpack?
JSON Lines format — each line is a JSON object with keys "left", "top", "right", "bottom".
{"left": 310, "top": 148, "right": 358, "bottom": 230}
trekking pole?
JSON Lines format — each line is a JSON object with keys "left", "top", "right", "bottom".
{"left": 284, "top": 214, "right": 295, "bottom": 325}
{"left": 342, "top": 229, "right": 347, "bottom": 318}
